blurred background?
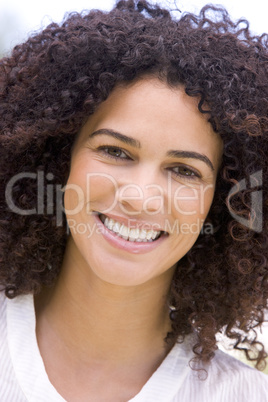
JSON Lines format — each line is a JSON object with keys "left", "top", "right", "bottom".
{"left": 0, "top": 0, "right": 267, "bottom": 56}
{"left": 1, "top": 0, "right": 268, "bottom": 373}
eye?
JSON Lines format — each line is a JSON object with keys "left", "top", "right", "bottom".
{"left": 171, "top": 165, "right": 201, "bottom": 179}
{"left": 98, "top": 146, "right": 130, "bottom": 160}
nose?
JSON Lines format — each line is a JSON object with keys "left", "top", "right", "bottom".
{"left": 116, "top": 168, "right": 165, "bottom": 215}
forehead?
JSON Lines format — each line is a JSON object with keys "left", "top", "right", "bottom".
{"left": 77, "top": 78, "right": 223, "bottom": 166}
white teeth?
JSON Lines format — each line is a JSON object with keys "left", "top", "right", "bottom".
{"left": 139, "top": 229, "right": 147, "bottom": 240}
{"left": 100, "top": 215, "right": 161, "bottom": 242}
{"left": 113, "top": 222, "right": 121, "bottom": 233}
{"left": 119, "top": 225, "right": 129, "bottom": 238}
{"left": 104, "top": 217, "right": 109, "bottom": 228}
{"left": 152, "top": 232, "right": 158, "bottom": 240}
{"left": 146, "top": 230, "right": 154, "bottom": 240}
{"left": 107, "top": 218, "right": 114, "bottom": 231}
{"left": 129, "top": 228, "right": 140, "bottom": 240}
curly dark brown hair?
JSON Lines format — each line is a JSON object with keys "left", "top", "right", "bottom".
{"left": 0, "top": 0, "right": 267, "bottom": 369}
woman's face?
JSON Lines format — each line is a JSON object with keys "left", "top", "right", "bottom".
{"left": 64, "top": 78, "right": 223, "bottom": 287}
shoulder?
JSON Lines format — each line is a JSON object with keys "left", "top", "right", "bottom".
{"left": 168, "top": 340, "right": 268, "bottom": 402}
{"left": 210, "top": 349, "right": 268, "bottom": 381}
{"left": 0, "top": 291, "right": 30, "bottom": 401}
{"left": 191, "top": 349, "right": 268, "bottom": 401}
{"left": 0, "top": 290, "right": 7, "bottom": 333}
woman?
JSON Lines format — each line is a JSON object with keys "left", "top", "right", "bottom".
{"left": 0, "top": 1, "right": 267, "bottom": 400}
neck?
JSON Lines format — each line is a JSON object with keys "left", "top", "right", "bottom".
{"left": 35, "top": 242, "right": 174, "bottom": 367}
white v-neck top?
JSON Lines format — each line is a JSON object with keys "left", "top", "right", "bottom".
{"left": 0, "top": 291, "right": 268, "bottom": 401}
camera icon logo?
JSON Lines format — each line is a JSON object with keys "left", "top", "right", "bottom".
{"left": 227, "top": 170, "right": 263, "bottom": 233}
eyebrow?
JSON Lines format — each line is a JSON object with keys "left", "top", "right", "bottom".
{"left": 90, "top": 128, "right": 214, "bottom": 171}
{"left": 90, "top": 129, "right": 141, "bottom": 148}
{"left": 167, "top": 150, "right": 214, "bottom": 171}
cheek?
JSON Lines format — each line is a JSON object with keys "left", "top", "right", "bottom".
{"left": 64, "top": 162, "right": 86, "bottom": 213}
{"left": 87, "top": 174, "right": 118, "bottom": 213}
{"left": 64, "top": 162, "right": 119, "bottom": 216}
{"left": 171, "top": 184, "right": 215, "bottom": 220}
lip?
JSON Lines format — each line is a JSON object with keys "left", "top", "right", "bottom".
{"left": 94, "top": 214, "right": 168, "bottom": 255}
{"left": 93, "top": 211, "right": 165, "bottom": 232}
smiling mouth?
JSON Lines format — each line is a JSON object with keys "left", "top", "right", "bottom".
{"left": 99, "top": 214, "right": 167, "bottom": 243}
